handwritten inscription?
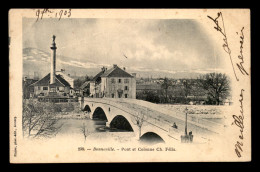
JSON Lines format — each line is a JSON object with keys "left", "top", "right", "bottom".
{"left": 232, "top": 89, "right": 245, "bottom": 158}
{"left": 208, "top": 12, "right": 249, "bottom": 158}
{"left": 236, "top": 27, "right": 249, "bottom": 76}
{"left": 35, "top": 9, "right": 71, "bottom": 22}
{"left": 207, "top": 12, "right": 239, "bottom": 81}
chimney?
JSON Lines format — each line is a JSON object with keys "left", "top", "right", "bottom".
{"left": 50, "top": 35, "right": 57, "bottom": 84}
{"left": 113, "top": 64, "right": 117, "bottom": 68}
{"left": 33, "top": 72, "right": 39, "bottom": 80}
{"left": 101, "top": 66, "right": 105, "bottom": 72}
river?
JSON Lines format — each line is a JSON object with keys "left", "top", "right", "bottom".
{"left": 56, "top": 118, "right": 126, "bottom": 135}
{"left": 55, "top": 116, "right": 167, "bottom": 145}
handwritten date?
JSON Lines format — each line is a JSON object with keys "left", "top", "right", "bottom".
{"left": 35, "top": 9, "right": 71, "bottom": 22}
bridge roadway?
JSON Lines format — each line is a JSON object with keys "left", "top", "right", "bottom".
{"left": 79, "top": 98, "right": 225, "bottom": 144}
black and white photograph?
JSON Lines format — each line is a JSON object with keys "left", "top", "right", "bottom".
{"left": 9, "top": 9, "right": 251, "bottom": 162}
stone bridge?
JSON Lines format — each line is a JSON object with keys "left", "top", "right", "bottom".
{"left": 79, "top": 98, "right": 224, "bottom": 144}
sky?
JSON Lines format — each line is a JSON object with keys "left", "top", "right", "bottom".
{"left": 23, "top": 18, "right": 225, "bottom": 77}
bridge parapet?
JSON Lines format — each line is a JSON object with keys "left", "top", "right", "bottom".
{"left": 79, "top": 97, "right": 223, "bottom": 143}
{"left": 108, "top": 98, "right": 225, "bottom": 134}
{"left": 82, "top": 98, "right": 172, "bottom": 135}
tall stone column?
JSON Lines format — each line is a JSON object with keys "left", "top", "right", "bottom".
{"left": 50, "top": 35, "right": 57, "bottom": 84}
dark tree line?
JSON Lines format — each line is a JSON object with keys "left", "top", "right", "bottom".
{"left": 137, "top": 73, "right": 231, "bottom": 105}
{"left": 74, "top": 75, "right": 93, "bottom": 89}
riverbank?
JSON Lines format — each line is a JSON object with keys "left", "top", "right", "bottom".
{"left": 56, "top": 111, "right": 90, "bottom": 119}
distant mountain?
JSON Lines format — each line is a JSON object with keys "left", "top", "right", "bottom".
{"left": 23, "top": 47, "right": 203, "bottom": 79}
{"left": 135, "top": 71, "right": 202, "bottom": 79}
{"left": 23, "top": 48, "right": 101, "bottom": 78}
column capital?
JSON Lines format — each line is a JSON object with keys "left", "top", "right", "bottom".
{"left": 50, "top": 35, "right": 57, "bottom": 49}
{"left": 50, "top": 46, "right": 57, "bottom": 50}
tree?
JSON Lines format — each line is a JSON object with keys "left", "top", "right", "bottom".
{"left": 85, "top": 75, "right": 92, "bottom": 82}
{"left": 145, "top": 91, "right": 160, "bottom": 103}
{"left": 132, "top": 113, "right": 147, "bottom": 140}
{"left": 22, "top": 101, "right": 63, "bottom": 138}
{"left": 80, "top": 123, "right": 91, "bottom": 142}
{"left": 74, "top": 78, "right": 84, "bottom": 89}
{"left": 161, "top": 77, "right": 171, "bottom": 103}
{"left": 182, "top": 79, "right": 192, "bottom": 98}
{"left": 198, "top": 73, "right": 230, "bottom": 105}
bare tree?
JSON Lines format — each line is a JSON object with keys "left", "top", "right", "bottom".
{"left": 80, "top": 123, "right": 91, "bottom": 142}
{"left": 182, "top": 79, "right": 193, "bottom": 98}
{"left": 132, "top": 112, "right": 147, "bottom": 140}
{"left": 161, "top": 77, "right": 171, "bottom": 103}
{"left": 198, "top": 73, "right": 230, "bottom": 105}
{"left": 22, "top": 101, "right": 63, "bottom": 138}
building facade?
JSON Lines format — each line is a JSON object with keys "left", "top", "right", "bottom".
{"left": 32, "top": 73, "right": 72, "bottom": 98}
{"left": 29, "top": 35, "right": 74, "bottom": 102}
{"left": 89, "top": 65, "right": 136, "bottom": 98}
{"left": 56, "top": 69, "right": 74, "bottom": 88}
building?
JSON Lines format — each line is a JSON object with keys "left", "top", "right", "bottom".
{"left": 30, "top": 35, "right": 74, "bottom": 102}
{"left": 32, "top": 73, "right": 72, "bottom": 97}
{"left": 79, "top": 81, "right": 90, "bottom": 97}
{"left": 56, "top": 69, "right": 74, "bottom": 88}
{"left": 23, "top": 77, "right": 38, "bottom": 99}
{"left": 88, "top": 64, "right": 136, "bottom": 98}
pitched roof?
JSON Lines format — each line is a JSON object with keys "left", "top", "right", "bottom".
{"left": 56, "top": 74, "right": 71, "bottom": 87}
{"left": 23, "top": 79, "right": 38, "bottom": 87}
{"left": 101, "top": 66, "right": 133, "bottom": 78}
{"left": 92, "top": 70, "right": 105, "bottom": 82}
{"left": 80, "top": 81, "right": 90, "bottom": 89}
{"left": 31, "top": 73, "right": 71, "bottom": 87}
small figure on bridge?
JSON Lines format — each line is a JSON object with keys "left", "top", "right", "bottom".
{"left": 172, "top": 122, "right": 178, "bottom": 129}
{"left": 189, "top": 131, "right": 193, "bottom": 142}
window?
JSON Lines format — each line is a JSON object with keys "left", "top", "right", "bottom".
{"left": 111, "top": 93, "right": 114, "bottom": 98}
{"left": 50, "top": 87, "right": 56, "bottom": 92}
{"left": 125, "top": 94, "right": 128, "bottom": 98}
{"left": 124, "top": 86, "right": 128, "bottom": 90}
{"left": 111, "top": 78, "right": 115, "bottom": 83}
{"left": 39, "top": 93, "right": 44, "bottom": 96}
{"left": 38, "top": 86, "right": 41, "bottom": 90}
{"left": 124, "top": 79, "right": 129, "bottom": 83}
{"left": 118, "top": 79, "right": 121, "bottom": 83}
{"left": 43, "top": 86, "right": 48, "bottom": 90}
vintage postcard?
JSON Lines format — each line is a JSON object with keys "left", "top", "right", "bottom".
{"left": 9, "top": 9, "right": 251, "bottom": 163}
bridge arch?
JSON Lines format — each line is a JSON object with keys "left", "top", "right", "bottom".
{"left": 92, "top": 107, "right": 108, "bottom": 121}
{"left": 140, "top": 132, "right": 165, "bottom": 144}
{"left": 110, "top": 115, "right": 134, "bottom": 131}
{"left": 83, "top": 105, "right": 92, "bottom": 112}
